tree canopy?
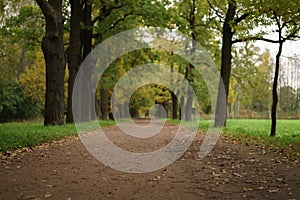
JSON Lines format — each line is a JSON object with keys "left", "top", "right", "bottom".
{"left": 0, "top": 0, "right": 299, "bottom": 136}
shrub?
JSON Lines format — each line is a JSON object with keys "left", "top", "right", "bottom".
{"left": 0, "top": 79, "right": 42, "bottom": 122}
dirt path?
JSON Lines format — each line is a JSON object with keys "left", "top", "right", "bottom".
{"left": 0, "top": 121, "right": 299, "bottom": 200}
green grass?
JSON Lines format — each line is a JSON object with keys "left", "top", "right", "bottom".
{"left": 0, "top": 119, "right": 299, "bottom": 155}
{"left": 169, "top": 119, "right": 300, "bottom": 155}
{"left": 0, "top": 120, "right": 115, "bottom": 153}
{"left": 223, "top": 120, "right": 300, "bottom": 153}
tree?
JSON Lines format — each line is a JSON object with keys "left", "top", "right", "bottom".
{"left": 17, "top": 50, "right": 46, "bottom": 110}
{"left": 174, "top": 0, "right": 217, "bottom": 121}
{"left": 203, "top": 0, "right": 252, "bottom": 127}
{"left": 229, "top": 45, "right": 273, "bottom": 118}
{"left": 170, "top": 61, "right": 179, "bottom": 119}
{"left": 89, "top": 0, "right": 183, "bottom": 120}
{"left": 184, "top": 0, "right": 196, "bottom": 121}
{"left": 66, "top": 0, "right": 81, "bottom": 123}
{"left": 268, "top": 9, "right": 300, "bottom": 136}
{"left": 206, "top": 0, "right": 252, "bottom": 127}
{"left": 0, "top": 4, "right": 44, "bottom": 81}
{"left": 279, "top": 86, "right": 295, "bottom": 113}
{"left": 208, "top": 0, "right": 300, "bottom": 133}
{"left": 233, "top": 0, "right": 300, "bottom": 135}
{"left": 0, "top": 2, "right": 47, "bottom": 121}
{"left": 35, "top": 0, "right": 65, "bottom": 125}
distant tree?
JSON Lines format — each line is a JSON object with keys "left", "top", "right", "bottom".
{"left": 229, "top": 45, "right": 273, "bottom": 118}
{"left": 90, "top": 0, "right": 183, "bottom": 120}
{"left": 279, "top": 86, "right": 296, "bottom": 113}
{"left": 17, "top": 50, "right": 46, "bottom": 110}
{"left": 0, "top": 5, "right": 43, "bottom": 80}
{"left": 174, "top": 0, "right": 217, "bottom": 121}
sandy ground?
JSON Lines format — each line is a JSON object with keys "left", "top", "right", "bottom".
{"left": 0, "top": 121, "right": 299, "bottom": 200}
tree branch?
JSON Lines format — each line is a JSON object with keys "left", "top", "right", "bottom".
{"left": 92, "top": 4, "right": 123, "bottom": 25}
{"left": 282, "top": 16, "right": 300, "bottom": 29}
{"left": 93, "top": 11, "right": 133, "bottom": 38}
{"left": 232, "top": 37, "right": 280, "bottom": 44}
{"left": 109, "top": 12, "right": 133, "bottom": 29}
{"left": 283, "top": 27, "right": 300, "bottom": 42}
{"left": 35, "top": 0, "right": 55, "bottom": 19}
{"left": 208, "top": 19, "right": 222, "bottom": 31}
{"left": 273, "top": 11, "right": 281, "bottom": 32}
{"left": 207, "top": 0, "right": 224, "bottom": 20}
{"left": 235, "top": 12, "right": 250, "bottom": 24}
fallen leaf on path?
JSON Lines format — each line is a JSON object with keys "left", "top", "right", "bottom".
{"left": 17, "top": 193, "right": 37, "bottom": 200}
{"left": 268, "top": 189, "right": 278, "bottom": 193}
{"left": 212, "top": 172, "right": 222, "bottom": 177}
{"left": 233, "top": 172, "right": 242, "bottom": 177}
{"left": 275, "top": 178, "right": 283, "bottom": 182}
{"left": 243, "top": 186, "right": 253, "bottom": 191}
{"left": 46, "top": 185, "right": 54, "bottom": 188}
{"left": 44, "top": 192, "right": 52, "bottom": 198}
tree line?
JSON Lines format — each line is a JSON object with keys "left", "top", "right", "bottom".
{"left": 0, "top": 0, "right": 299, "bottom": 136}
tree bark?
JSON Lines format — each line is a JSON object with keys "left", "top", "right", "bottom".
{"left": 270, "top": 41, "right": 283, "bottom": 136}
{"left": 124, "top": 102, "right": 129, "bottom": 118}
{"left": 185, "top": 0, "right": 196, "bottom": 121}
{"left": 36, "top": 0, "right": 65, "bottom": 126}
{"left": 78, "top": 1, "right": 94, "bottom": 122}
{"left": 170, "top": 58, "right": 178, "bottom": 119}
{"left": 179, "top": 96, "right": 184, "bottom": 120}
{"left": 214, "top": 1, "right": 236, "bottom": 127}
{"left": 66, "top": 0, "right": 81, "bottom": 123}
{"left": 171, "top": 91, "right": 178, "bottom": 119}
{"left": 100, "top": 88, "right": 109, "bottom": 120}
{"left": 81, "top": 2, "right": 92, "bottom": 60}
{"left": 185, "top": 82, "right": 193, "bottom": 121}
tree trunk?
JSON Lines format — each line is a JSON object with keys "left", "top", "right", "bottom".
{"left": 66, "top": 0, "right": 81, "bottom": 123}
{"left": 185, "top": 85, "right": 193, "bottom": 121}
{"left": 36, "top": 0, "right": 65, "bottom": 126}
{"left": 100, "top": 88, "right": 109, "bottom": 120}
{"left": 270, "top": 41, "right": 283, "bottom": 136}
{"left": 95, "top": 95, "right": 101, "bottom": 118}
{"left": 184, "top": 0, "right": 197, "bottom": 121}
{"left": 214, "top": 1, "right": 236, "bottom": 127}
{"left": 170, "top": 60, "right": 178, "bottom": 120}
{"left": 79, "top": 1, "right": 94, "bottom": 122}
{"left": 179, "top": 96, "right": 184, "bottom": 120}
{"left": 124, "top": 102, "right": 129, "bottom": 118}
{"left": 81, "top": 2, "right": 92, "bottom": 60}
{"left": 231, "top": 102, "right": 235, "bottom": 119}
{"left": 237, "top": 100, "right": 240, "bottom": 118}
{"left": 171, "top": 91, "right": 178, "bottom": 119}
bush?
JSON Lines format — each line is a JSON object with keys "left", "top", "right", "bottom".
{"left": 0, "top": 79, "right": 42, "bottom": 122}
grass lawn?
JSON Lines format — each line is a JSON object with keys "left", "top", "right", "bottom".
{"left": 0, "top": 120, "right": 115, "bottom": 153}
{"left": 224, "top": 119, "right": 300, "bottom": 153}
{"left": 0, "top": 119, "right": 299, "bottom": 155}
{"left": 170, "top": 119, "right": 300, "bottom": 155}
